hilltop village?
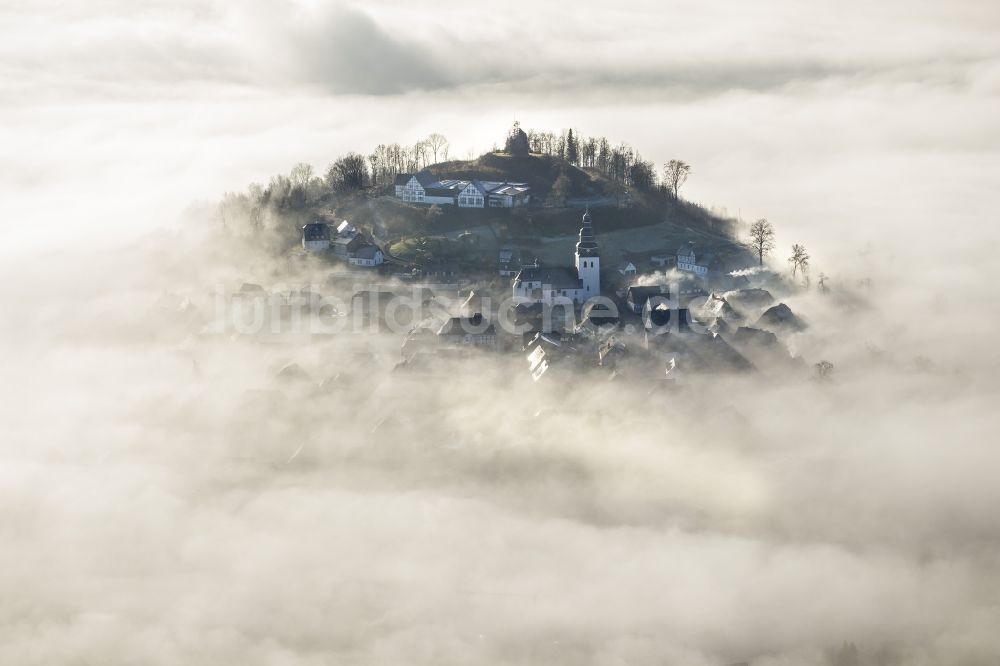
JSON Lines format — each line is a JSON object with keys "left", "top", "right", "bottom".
{"left": 214, "top": 204, "right": 815, "bottom": 386}
{"left": 201, "top": 125, "right": 826, "bottom": 385}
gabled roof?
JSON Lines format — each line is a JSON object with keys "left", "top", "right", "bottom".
{"left": 425, "top": 186, "right": 460, "bottom": 197}
{"left": 475, "top": 180, "right": 529, "bottom": 195}
{"left": 693, "top": 294, "right": 743, "bottom": 322}
{"left": 394, "top": 172, "right": 438, "bottom": 188}
{"left": 677, "top": 241, "right": 718, "bottom": 267}
{"left": 437, "top": 313, "right": 496, "bottom": 337}
{"left": 301, "top": 222, "right": 330, "bottom": 241}
{"left": 334, "top": 235, "right": 363, "bottom": 248}
{"left": 351, "top": 244, "right": 382, "bottom": 260}
{"left": 514, "top": 266, "right": 582, "bottom": 290}
{"left": 489, "top": 184, "right": 530, "bottom": 196}
{"left": 626, "top": 285, "right": 665, "bottom": 303}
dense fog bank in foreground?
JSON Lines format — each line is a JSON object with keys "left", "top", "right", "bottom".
{"left": 1, "top": 232, "right": 999, "bottom": 666}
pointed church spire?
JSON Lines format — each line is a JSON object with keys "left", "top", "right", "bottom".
{"left": 576, "top": 208, "right": 598, "bottom": 256}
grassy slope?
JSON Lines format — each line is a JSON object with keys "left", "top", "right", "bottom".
{"left": 308, "top": 153, "right": 749, "bottom": 269}
{"left": 424, "top": 152, "right": 611, "bottom": 200}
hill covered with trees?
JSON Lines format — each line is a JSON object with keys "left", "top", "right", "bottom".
{"left": 209, "top": 123, "right": 738, "bottom": 258}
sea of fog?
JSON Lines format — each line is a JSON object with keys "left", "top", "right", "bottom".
{"left": 2, "top": 0, "right": 1000, "bottom": 663}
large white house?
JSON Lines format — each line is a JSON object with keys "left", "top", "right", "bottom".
{"left": 348, "top": 244, "right": 384, "bottom": 267}
{"left": 395, "top": 173, "right": 434, "bottom": 204}
{"left": 512, "top": 211, "right": 600, "bottom": 304}
{"left": 676, "top": 241, "right": 719, "bottom": 277}
{"left": 394, "top": 172, "right": 530, "bottom": 208}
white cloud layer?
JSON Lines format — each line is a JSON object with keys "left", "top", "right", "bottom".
{"left": 2, "top": 1, "right": 1000, "bottom": 663}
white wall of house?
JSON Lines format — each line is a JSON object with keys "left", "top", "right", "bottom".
{"left": 424, "top": 195, "right": 456, "bottom": 205}
{"left": 303, "top": 239, "right": 330, "bottom": 252}
{"left": 677, "top": 260, "right": 708, "bottom": 276}
{"left": 676, "top": 249, "right": 708, "bottom": 276}
{"left": 512, "top": 281, "right": 585, "bottom": 305}
{"left": 396, "top": 177, "right": 425, "bottom": 203}
{"left": 458, "top": 184, "right": 484, "bottom": 208}
{"left": 349, "top": 250, "right": 384, "bottom": 267}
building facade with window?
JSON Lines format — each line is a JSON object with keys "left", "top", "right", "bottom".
{"left": 676, "top": 241, "right": 719, "bottom": 277}
{"left": 512, "top": 211, "right": 601, "bottom": 304}
{"left": 394, "top": 172, "right": 529, "bottom": 208}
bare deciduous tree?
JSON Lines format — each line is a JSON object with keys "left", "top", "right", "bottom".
{"left": 412, "top": 141, "right": 429, "bottom": 170}
{"left": 425, "top": 133, "right": 448, "bottom": 163}
{"left": 789, "top": 243, "right": 810, "bottom": 278}
{"left": 748, "top": 218, "right": 775, "bottom": 266}
{"left": 289, "top": 162, "right": 314, "bottom": 187}
{"left": 663, "top": 159, "right": 691, "bottom": 199}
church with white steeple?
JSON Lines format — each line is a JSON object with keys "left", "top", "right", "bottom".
{"left": 512, "top": 210, "right": 601, "bottom": 304}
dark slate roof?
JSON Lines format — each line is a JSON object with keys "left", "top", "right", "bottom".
{"left": 302, "top": 222, "right": 331, "bottom": 241}
{"left": 333, "top": 235, "right": 363, "bottom": 249}
{"left": 352, "top": 244, "right": 382, "bottom": 260}
{"left": 437, "top": 313, "right": 495, "bottom": 337}
{"left": 727, "top": 288, "right": 774, "bottom": 309}
{"left": 394, "top": 172, "right": 438, "bottom": 188}
{"left": 731, "top": 326, "right": 780, "bottom": 347}
{"left": 576, "top": 210, "right": 599, "bottom": 256}
{"left": 422, "top": 188, "right": 453, "bottom": 197}
{"left": 755, "top": 303, "right": 807, "bottom": 332}
{"left": 514, "top": 266, "right": 582, "bottom": 290}
{"left": 627, "top": 285, "right": 665, "bottom": 304}
{"left": 686, "top": 333, "right": 754, "bottom": 373}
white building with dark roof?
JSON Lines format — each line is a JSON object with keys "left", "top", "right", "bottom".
{"left": 301, "top": 222, "right": 331, "bottom": 252}
{"left": 676, "top": 241, "right": 721, "bottom": 277}
{"left": 394, "top": 171, "right": 530, "bottom": 208}
{"left": 349, "top": 244, "right": 384, "bottom": 267}
{"left": 512, "top": 210, "right": 601, "bottom": 304}
{"left": 394, "top": 173, "right": 436, "bottom": 203}
{"left": 458, "top": 181, "right": 486, "bottom": 208}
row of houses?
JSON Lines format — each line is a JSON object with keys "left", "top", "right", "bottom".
{"left": 499, "top": 236, "right": 725, "bottom": 286}
{"left": 302, "top": 220, "right": 384, "bottom": 267}
{"left": 395, "top": 172, "right": 531, "bottom": 208}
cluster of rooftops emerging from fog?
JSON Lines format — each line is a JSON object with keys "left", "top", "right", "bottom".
{"left": 301, "top": 209, "right": 727, "bottom": 296}
{"left": 273, "top": 207, "right": 811, "bottom": 383}
{"left": 301, "top": 220, "right": 384, "bottom": 266}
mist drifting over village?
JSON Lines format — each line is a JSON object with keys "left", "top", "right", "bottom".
{"left": 2, "top": 1, "right": 1000, "bottom": 665}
